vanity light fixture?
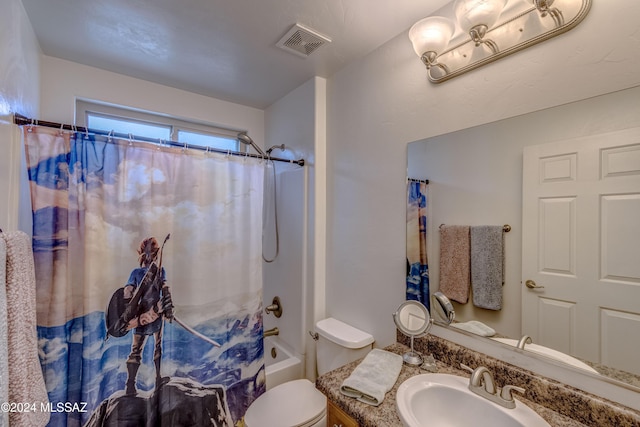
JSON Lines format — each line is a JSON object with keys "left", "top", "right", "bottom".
{"left": 408, "top": 0, "right": 591, "bottom": 83}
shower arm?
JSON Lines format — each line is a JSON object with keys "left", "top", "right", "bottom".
{"left": 266, "top": 144, "right": 286, "bottom": 155}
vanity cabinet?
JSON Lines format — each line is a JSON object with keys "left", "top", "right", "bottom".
{"left": 327, "top": 400, "right": 359, "bottom": 427}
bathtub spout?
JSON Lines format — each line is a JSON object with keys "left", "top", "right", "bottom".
{"left": 264, "top": 327, "right": 279, "bottom": 337}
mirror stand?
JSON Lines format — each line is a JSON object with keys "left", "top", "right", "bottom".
{"left": 393, "top": 300, "right": 433, "bottom": 366}
{"left": 404, "top": 335, "right": 424, "bottom": 366}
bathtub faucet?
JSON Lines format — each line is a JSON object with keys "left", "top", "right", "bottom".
{"left": 264, "top": 327, "right": 279, "bottom": 337}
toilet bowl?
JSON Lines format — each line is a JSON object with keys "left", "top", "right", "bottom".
{"left": 244, "top": 318, "right": 374, "bottom": 427}
{"left": 244, "top": 379, "right": 326, "bottom": 427}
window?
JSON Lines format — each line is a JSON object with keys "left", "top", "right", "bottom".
{"left": 177, "top": 129, "right": 238, "bottom": 152}
{"left": 87, "top": 113, "right": 171, "bottom": 140}
{"left": 77, "top": 100, "right": 242, "bottom": 152}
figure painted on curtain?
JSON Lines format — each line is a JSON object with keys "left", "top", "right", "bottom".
{"left": 124, "top": 236, "right": 174, "bottom": 395}
{"left": 105, "top": 236, "right": 174, "bottom": 396}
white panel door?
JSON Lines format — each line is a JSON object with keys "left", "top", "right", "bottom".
{"left": 522, "top": 127, "right": 640, "bottom": 374}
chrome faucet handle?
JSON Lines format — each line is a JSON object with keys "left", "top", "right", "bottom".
{"left": 500, "top": 384, "right": 525, "bottom": 401}
{"left": 460, "top": 363, "right": 474, "bottom": 374}
{"left": 499, "top": 384, "right": 526, "bottom": 409}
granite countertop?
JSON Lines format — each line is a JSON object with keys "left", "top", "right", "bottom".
{"left": 316, "top": 343, "right": 589, "bottom": 427}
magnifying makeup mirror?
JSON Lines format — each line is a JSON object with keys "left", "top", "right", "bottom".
{"left": 393, "top": 300, "right": 433, "bottom": 365}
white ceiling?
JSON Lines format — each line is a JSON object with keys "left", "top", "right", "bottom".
{"left": 21, "top": 0, "right": 451, "bottom": 109}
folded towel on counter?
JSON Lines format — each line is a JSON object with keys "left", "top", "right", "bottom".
{"left": 470, "top": 226, "right": 504, "bottom": 310}
{"left": 340, "top": 349, "right": 403, "bottom": 406}
{"left": 451, "top": 320, "right": 496, "bottom": 337}
{"left": 439, "top": 225, "right": 470, "bottom": 304}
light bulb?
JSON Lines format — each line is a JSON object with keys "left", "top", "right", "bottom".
{"left": 453, "top": 0, "right": 508, "bottom": 33}
{"left": 409, "top": 16, "right": 455, "bottom": 58}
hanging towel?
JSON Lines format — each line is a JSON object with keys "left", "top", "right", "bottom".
{"left": 451, "top": 320, "right": 496, "bottom": 337}
{"left": 340, "top": 349, "right": 403, "bottom": 406}
{"left": 470, "top": 225, "right": 504, "bottom": 310}
{"left": 0, "top": 237, "right": 9, "bottom": 427}
{"left": 3, "top": 231, "right": 50, "bottom": 427}
{"left": 438, "top": 225, "right": 470, "bottom": 303}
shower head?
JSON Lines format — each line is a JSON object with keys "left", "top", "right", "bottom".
{"left": 237, "top": 132, "right": 253, "bottom": 145}
{"left": 237, "top": 132, "right": 266, "bottom": 157}
{"left": 266, "top": 144, "right": 286, "bottom": 155}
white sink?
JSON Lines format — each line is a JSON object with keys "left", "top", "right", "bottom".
{"left": 396, "top": 374, "right": 551, "bottom": 427}
{"left": 491, "top": 338, "right": 599, "bottom": 374}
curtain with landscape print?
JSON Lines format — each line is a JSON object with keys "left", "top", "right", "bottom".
{"left": 24, "top": 125, "right": 265, "bottom": 427}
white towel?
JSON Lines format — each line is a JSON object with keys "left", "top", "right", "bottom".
{"left": 451, "top": 320, "right": 496, "bottom": 337}
{"left": 340, "top": 349, "right": 403, "bottom": 406}
{"left": 3, "top": 231, "right": 50, "bottom": 427}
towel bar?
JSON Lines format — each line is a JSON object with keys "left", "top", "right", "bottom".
{"left": 439, "top": 224, "right": 511, "bottom": 232}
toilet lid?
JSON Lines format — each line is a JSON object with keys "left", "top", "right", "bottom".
{"left": 245, "top": 379, "right": 326, "bottom": 427}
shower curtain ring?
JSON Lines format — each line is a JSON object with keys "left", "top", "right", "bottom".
{"left": 59, "top": 123, "right": 65, "bottom": 136}
{"left": 108, "top": 130, "right": 114, "bottom": 143}
{"left": 128, "top": 133, "right": 133, "bottom": 145}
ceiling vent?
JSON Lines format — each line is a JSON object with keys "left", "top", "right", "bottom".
{"left": 276, "top": 23, "right": 331, "bottom": 58}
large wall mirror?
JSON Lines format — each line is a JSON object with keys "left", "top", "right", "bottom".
{"left": 406, "top": 85, "right": 640, "bottom": 400}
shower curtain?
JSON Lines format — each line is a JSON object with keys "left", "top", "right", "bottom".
{"left": 406, "top": 181, "right": 429, "bottom": 310}
{"left": 23, "top": 126, "right": 265, "bottom": 427}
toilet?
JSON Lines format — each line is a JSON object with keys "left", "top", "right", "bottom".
{"left": 244, "top": 317, "right": 374, "bottom": 427}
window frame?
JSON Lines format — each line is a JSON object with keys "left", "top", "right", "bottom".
{"left": 76, "top": 100, "right": 245, "bottom": 152}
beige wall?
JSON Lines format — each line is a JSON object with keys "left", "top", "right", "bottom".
{"left": 0, "top": 0, "right": 40, "bottom": 117}
{"left": 265, "top": 77, "right": 327, "bottom": 380}
{"left": 39, "top": 56, "right": 265, "bottom": 147}
{"left": 0, "top": 0, "right": 40, "bottom": 232}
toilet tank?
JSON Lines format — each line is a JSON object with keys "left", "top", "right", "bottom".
{"left": 315, "top": 318, "right": 374, "bottom": 375}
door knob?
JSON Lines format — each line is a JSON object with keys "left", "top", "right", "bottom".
{"left": 525, "top": 280, "right": 544, "bottom": 289}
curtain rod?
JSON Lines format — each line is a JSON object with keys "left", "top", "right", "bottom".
{"left": 13, "top": 113, "right": 305, "bottom": 166}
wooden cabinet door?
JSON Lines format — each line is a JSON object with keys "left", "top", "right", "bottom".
{"left": 326, "top": 400, "right": 359, "bottom": 427}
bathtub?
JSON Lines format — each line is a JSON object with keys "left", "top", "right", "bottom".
{"left": 264, "top": 336, "right": 303, "bottom": 390}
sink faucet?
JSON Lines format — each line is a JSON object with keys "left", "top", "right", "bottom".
{"left": 517, "top": 335, "right": 533, "bottom": 349}
{"left": 460, "top": 364, "right": 525, "bottom": 409}
{"left": 461, "top": 363, "right": 496, "bottom": 395}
